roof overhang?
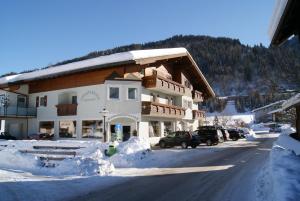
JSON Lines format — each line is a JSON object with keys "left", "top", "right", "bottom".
{"left": 269, "top": 0, "right": 300, "bottom": 46}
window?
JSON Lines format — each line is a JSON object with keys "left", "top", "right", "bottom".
{"left": 59, "top": 120, "right": 76, "bottom": 138}
{"left": 40, "top": 96, "right": 47, "bottom": 107}
{"left": 72, "top": 96, "right": 77, "bottom": 104}
{"left": 39, "top": 121, "right": 54, "bottom": 135}
{"left": 109, "top": 87, "right": 119, "bottom": 99}
{"left": 17, "top": 95, "right": 27, "bottom": 108}
{"left": 82, "top": 120, "right": 103, "bottom": 139}
{"left": 36, "top": 96, "right": 39, "bottom": 107}
{"left": 128, "top": 88, "right": 137, "bottom": 100}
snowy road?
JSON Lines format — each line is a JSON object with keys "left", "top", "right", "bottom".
{"left": 70, "top": 135, "right": 277, "bottom": 201}
{"left": 0, "top": 135, "right": 277, "bottom": 201}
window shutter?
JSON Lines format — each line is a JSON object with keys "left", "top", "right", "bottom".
{"left": 36, "top": 96, "right": 39, "bottom": 107}
{"left": 44, "top": 96, "right": 47, "bottom": 107}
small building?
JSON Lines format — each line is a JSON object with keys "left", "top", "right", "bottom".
{"left": 251, "top": 100, "right": 286, "bottom": 123}
{"left": 0, "top": 48, "right": 215, "bottom": 144}
{"left": 270, "top": 0, "right": 300, "bottom": 138}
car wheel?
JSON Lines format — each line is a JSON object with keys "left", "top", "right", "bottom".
{"left": 232, "top": 137, "right": 238, "bottom": 141}
{"left": 206, "top": 139, "right": 212, "bottom": 146}
{"left": 181, "top": 141, "right": 188, "bottom": 149}
{"left": 159, "top": 141, "right": 166, "bottom": 148}
{"left": 191, "top": 144, "right": 197, "bottom": 149}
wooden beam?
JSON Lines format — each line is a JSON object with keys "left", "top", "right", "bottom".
{"left": 296, "top": 106, "right": 300, "bottom": 138}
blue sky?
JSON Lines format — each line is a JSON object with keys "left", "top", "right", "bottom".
{"left": 0, "top": 0, "right": 276, "bottom": 75}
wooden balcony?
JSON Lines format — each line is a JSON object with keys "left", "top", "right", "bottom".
{"left": 193, "top": 110, "right": 205, "bottom": 120}
{"left": 192, "top": 90, "right": 204, "bottom": 102}
{"left": 142, "top": 101, "right": 185, "bottom": 119}
{"left": 142, "top": 74, "right": 187, "bottom": 96}
{"left": 56, "top": 104, "right": 77, "bottom": 116}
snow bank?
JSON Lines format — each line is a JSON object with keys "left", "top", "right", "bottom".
{"left": 257, "top": 128, "right": 300, "bottom": 201}
{"left": 0, "top": 137, "right": 151, "bottom": 176}
{"left": 245, "top": 129, "right": 257, "bottom": 141}
{"left": 280, "top": 124, "right": 296, "bottom": 135}
{"left": 269, "top": 147, "right": 300, "bottom": 201}
{"left": 110, "top": 137, "right": 151, "bottom": 168}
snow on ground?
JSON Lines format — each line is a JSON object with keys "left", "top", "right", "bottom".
{"left": 0, "top": 137, "right": 151, "bottom": 177}
{"left": 0, "top": 137, "right": 272, "bottom": 201}
{"left": 256, "top": 125, "right": 300, "bottom": 201}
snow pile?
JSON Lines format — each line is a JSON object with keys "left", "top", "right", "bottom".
{"left": 280, "top": 124, "right": 296, "bottom": 135}
{"left": 110, "top": 137, "right": 151, "bottom": 168}
{"left": 0, "top": 140, "right": 114, "bottom": 176}
{"left": 257, "top": 128, "right": 300, "bottom": 201}
{"left": 245, "top": 129, "right": 257, "bottom": 141}
{"left": 269, "top": 147, "right": 300, "bottom": 201}
{"left": 0, "top": 137, "right": 151, "bottom": 176}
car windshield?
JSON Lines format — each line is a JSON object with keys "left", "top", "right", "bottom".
{"left": 167, "top": 132, "right": 176, "bottom": 137}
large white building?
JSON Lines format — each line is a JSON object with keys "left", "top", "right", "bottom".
{"left": 0, "top": 48, "right": 215, "bottom": 144}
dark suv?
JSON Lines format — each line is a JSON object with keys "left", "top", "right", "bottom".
{"left": 194, "top": 126, "right": 224, "bottom": 146}
{"left": 227, "top": 129, "right": 241, "bottom": 141}
{"left": 159, "top": 131, "right": 200, "bottom": 149}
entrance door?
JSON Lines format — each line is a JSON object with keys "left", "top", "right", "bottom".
{"left": 123, "top": 126, "right": 131, "bottom": 141}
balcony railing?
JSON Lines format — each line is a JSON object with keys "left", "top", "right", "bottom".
{"left": 192, "top": 90, "right": 204, "bottom": 102}
{"left": 0, "top": 106, "right": 37, "bottom": 117}
{"left": 142, "top": 101, "right": 185, "bottom": 118}
{"left": 142, "top": 74, "right": 187, "bottom": 96}
{"left": 56, "top": 104, "right": 77, "bottom": 116}
{"left": 193, "top": 110, "right": 205, "bottom": 120}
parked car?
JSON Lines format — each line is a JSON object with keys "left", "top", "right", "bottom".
{"left": 159, "top": 131, "right": 200, "bottom": 149}
{"left": 195, "top": 126, "right": 224, "bottom": 146}
{"left": 227, "top": 129, "right": 241, "bottom": 141}
{"left": 0, "top": 132, "right": 17, "bottom": 140}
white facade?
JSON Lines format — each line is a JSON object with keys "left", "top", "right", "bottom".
{"left": 0, "top": 48, "right": 212, "bottom": 143}
{"left": 0, "top": 80, "right": 201, "bottom": 144}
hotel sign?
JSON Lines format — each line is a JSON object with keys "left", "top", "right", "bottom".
{"left": 81, "top": 90, "right": 100, "bottom": 102}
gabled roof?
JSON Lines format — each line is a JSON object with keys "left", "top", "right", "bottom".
{"left": 0, "top": 48, "right": 215, "bottom": 97}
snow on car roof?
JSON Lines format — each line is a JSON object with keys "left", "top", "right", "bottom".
{"left": 0, "top": 48, "right": 188, "bottom": 85}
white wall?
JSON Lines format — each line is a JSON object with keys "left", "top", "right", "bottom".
{"left": 28, "top": 81, "right": 142, "bottom": 139}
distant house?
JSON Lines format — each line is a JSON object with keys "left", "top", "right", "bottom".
{"left": 0, "top": 48, "right": 215, "bottom": 144}
{"left": 252, "top": 100, "right": 286, "bottom": 123}
{"left": 269, "top": 0, "right": 300, "bottom": 138}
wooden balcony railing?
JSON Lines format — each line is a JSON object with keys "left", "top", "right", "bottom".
{"left": 192, "top": 90, "right": 204, "bottom": 102}
{"left": 142, "top": 74, "right": 187, "bottom": 96}
{"left": 142, "top": 101, "right": 185, "bottom": 118}
{"left": 192, "top": 110, "right": 205, "bottom": 120}
{"left": 56, "top": 104, "right": 77, "bottom": 116}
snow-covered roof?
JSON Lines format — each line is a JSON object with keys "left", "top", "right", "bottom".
{"left": 269, "top": 0, "right": 289, "bottom": 43}
{"left": 0, "top": 48, "right": 188, "bottom": 85}
{"left": 282, "top": 93, "right": 300, "bottom": 110}
{"left": 267, "top": 108, "right": 283, "bottom": 115}
{"left": 252, "top": 100, "right": 286, "bottom": 113}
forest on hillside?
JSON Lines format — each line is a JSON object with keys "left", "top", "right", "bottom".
{"left": 3, "top": 35, "right": 300, "bottom": 112}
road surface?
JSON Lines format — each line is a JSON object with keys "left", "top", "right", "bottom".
{"left": 70, "top": 136, "right": 276, "bottom": 201}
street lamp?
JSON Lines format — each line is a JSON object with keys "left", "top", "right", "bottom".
{"left": 100, "top": 108, "right": 109, "bottom": 142}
